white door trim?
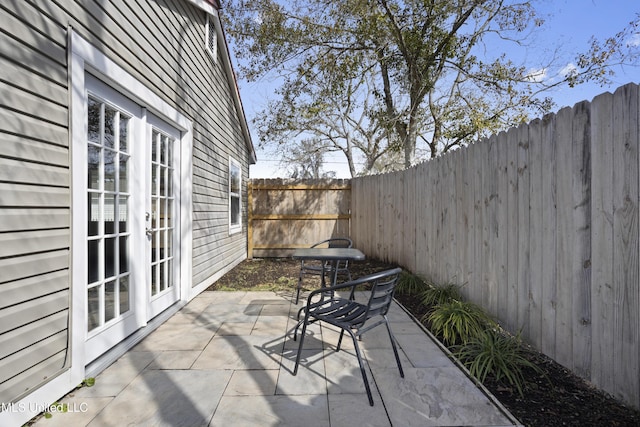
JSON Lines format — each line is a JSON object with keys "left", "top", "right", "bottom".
{"left": 69, "top": 30, "right": 193, "bottom": 375}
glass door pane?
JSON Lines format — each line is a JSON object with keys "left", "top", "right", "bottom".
{"left": 149, "top": 130, "right": 175, "bottom": 297}
{"left": 86, "top": 95, "right": 132, "bottom": 333}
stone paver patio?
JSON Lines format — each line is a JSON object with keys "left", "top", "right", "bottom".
{"left": 33, "top": 291, "right": 521, "bottom": 426}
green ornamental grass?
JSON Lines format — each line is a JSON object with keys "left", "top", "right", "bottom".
{"left": 420, "top": 282, "right": 463, "bottom": 307}
{"left": 395, "top": 270, "right": 429, "bottom": 295}
{"left": 424, "top": 300, "right": 491, "bottom": 345}
{"left": 455, "top": 329, "right": 543, "bottom": 397}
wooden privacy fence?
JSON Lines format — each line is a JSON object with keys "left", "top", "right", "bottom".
{"left": 248, "top": 179, "right": 351, "bottom": 257}
{"left": 351, "top": 83, "right": 640, "bottom": 409}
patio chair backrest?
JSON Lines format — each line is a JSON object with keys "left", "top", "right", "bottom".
{"left": 357, "top": 268, "right": 401, "bottom": 327}
{"left": 311, "top": 237, "right": 352, "bottom": 249}
{"left": 293, "top": 267, "right": 405, "bottom": 407}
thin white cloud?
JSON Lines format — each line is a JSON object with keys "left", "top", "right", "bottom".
{"left": 525, "top": 67, "right": 548, "bottom": 82}
{"left": 627, "top": 33, "right": 640, "bottom": 47}
{"left": 559, "top": 63, "right": 577, "bottom": 77}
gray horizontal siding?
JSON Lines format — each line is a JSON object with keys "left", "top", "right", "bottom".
{"left": 0, "top": 350, "right": 67, "bottom": 405}
{"left": 0, "top": 0, "right": 252, "bottom": 405}
{"left": 0, "top": 54, "right": 67, "bottom": 105}
{"left": 0, "top": 85, "right": 68, "bottom": 127}
{"left": 0, "top": 25, "right": 67, "bottom": 84}
{"left": 192, "top": 242, "right": 246, "bottom": 286}
{"left": 0, "top": 331, "right": 67, "bottom": 385}
{"left": 0, "top": 311, "right": 68, "bottom": 361}
{"left": 0, "top": 290, "right": 68, "bottom": 334}
{"left": 0, "top": 183, "right": 69, "bottom": 207}
{"left": 0, "top": 208, "right": 69, "bottom": 233}
{"left": 0, "top": 230, "right": 69, "bottom": 259}
{"left": 0, "top": 158, "right": 68, "bottom": 187}
{"left": 0, "top": 251, "right": 69, "bottom": 285}
{"left": 0, "top": 270, "right": 69, "bottom": 310}
{"left": 0, "top": 109, "right": 68, "bottom": 147}
{"left": 0, "top": 133, "right": 69, "bottom": 166}
{"left": 0, "top": 0, "right": 70, "bottom": 405}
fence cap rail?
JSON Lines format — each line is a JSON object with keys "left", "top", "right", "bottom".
{"left": 249, "top": 178, "right": 351, "bottom": 190}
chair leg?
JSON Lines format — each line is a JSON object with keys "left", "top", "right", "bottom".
{"left": 293, "top": 319, "right": 300, "bottom": 341}
{"left": 348, "top": 329, "right": 374, "bottom": 406}
{"left": 293, "top": 316, "right": 309, "bottom": 375}
{"left": 336, "top": 329, "right": 345, "bottom": 351}
{"left": 384, "top": 318, "right": 404, "bottom": 378}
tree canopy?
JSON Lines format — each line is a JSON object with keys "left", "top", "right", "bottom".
{"left": 222, "top": 0, "right": 639, "bottom": 176}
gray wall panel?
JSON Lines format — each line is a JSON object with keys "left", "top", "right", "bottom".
{"left": 0, "top": 332, "right": 67, "bottom": 385}
{"left": 0, "top": 351, "right": 67, "bottom": 404}
{"left": 0, "top": 311, "right": 68, "bottom": 360}
{"left": 0, "top": 158, "right": 68, "bottom": 187}
{"left": 0, "top": 229, "right": 69, "bottom": 259}
{"left": 0, "top": 133, "right": 69, "bottom": 167}
{"left": 0, "top": 270, "right": 69, "bottom": 310}
{"left": 0, "top": 291, "right": 69, "bottom": 335}
{"left": 0, "top": 183, "right": 69, "bottom": 207}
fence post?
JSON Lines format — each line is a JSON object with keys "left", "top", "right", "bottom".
{"left": 247, "top": 180, "right": 254, "bottom": 259}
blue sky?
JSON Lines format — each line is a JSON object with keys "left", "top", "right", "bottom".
{"left": 236, "top": 0, "right": 640, "bottom": 178}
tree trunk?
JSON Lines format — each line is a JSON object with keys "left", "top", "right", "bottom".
{"left": 403, "top": 107, "right": 421, "bottom": 168}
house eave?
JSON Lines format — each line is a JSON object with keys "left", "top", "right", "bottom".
{"left": 184, "top": 0, "right": 220, "bottom": 14}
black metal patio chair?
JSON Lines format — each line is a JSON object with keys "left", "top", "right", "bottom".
{"left": 294, "top": 237, "right": 353, "bottom": 304}
{"left": 292, "top": 267, "right": 404, "bottom": 406}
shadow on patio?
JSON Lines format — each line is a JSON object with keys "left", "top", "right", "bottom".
{"left": 32, "top": 290, "right": 519, "bottom": 426}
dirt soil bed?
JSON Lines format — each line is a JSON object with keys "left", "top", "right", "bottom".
{"left": 208, "top": 257, "right": 640, "bottom": 427}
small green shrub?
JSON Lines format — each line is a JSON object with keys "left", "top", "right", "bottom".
{"left": 395, "top": 270, "right": 429, "bottom": 295}
{"left": 424, "top": 300, "right": 492, "bottom": 345}
{"left": 420, "top": 282, "right": 463, "bottom": 307}
{"left": 454, "top": 329, "right": 543, "bottom": 397}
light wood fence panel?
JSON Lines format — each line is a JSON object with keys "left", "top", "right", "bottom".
{"left": 611, "top": 84, "right": 639, "bottom": 407}
{"left": 571, "top": 101, "right": 592, "bottom": 378}
{"left": 248, "top": 179, "right": 351, "bottom": 257}
{"left": 590, "top": 91, "right": 615, "bottom": 393}
{"left": 350, "top": 83, "right": 640, "bottom": 409}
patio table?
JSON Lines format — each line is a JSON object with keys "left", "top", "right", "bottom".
{"left": 292, "top": 247, "right": 365, "bottom": 288}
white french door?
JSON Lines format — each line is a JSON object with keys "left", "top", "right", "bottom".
{"left": 146, "top": 117, "right": 180, "bottom": 318}
{"left": 84, "top": 76, "right": 180, "bottom": 362}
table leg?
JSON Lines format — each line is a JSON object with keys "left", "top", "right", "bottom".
{"left": 331, "top": 260, "right": 339, "bottom": 286}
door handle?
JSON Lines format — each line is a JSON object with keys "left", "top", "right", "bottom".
{"left": 145, "top": 212, "right": 153, "bottom": 236}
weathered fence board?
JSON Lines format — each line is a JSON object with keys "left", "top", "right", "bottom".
{"left": 540, "top": 112, "right": 558, "bottom": 357}
{"left": 505, "top": 126, "right": 519, "bottom": 333}
{"left": 555, "top": 106, "right": 574, "bottom": 369}
{"left": 517, "top": 123, "right": 531, "bottom": 337}
{"left": 495, "top": 131, "right": 509, "bottom": 331}
{"left": 528, "top": 118, "right": 543, "bottom": 349}
{"left": 590, "top": 90, "right": 615, "bottom": 391}
{"left": 571, "top": 101, "right": 592, "bottom": 378}
{"left": 611, "top": 84, "right": 639, "bottom": 406}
